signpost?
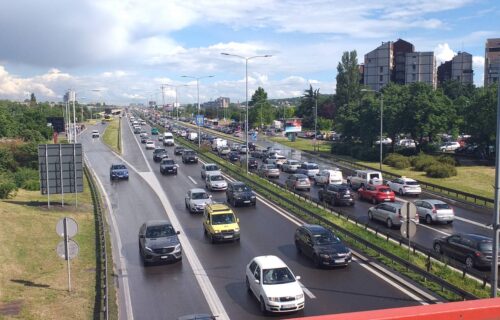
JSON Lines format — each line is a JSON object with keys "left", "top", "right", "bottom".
{"left": 400, "top": 202, "right": 418, "bottom": 258}
{"left": 56, "top": 217, "right": 79, "bottom": 292}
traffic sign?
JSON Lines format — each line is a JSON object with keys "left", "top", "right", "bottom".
{"left": 56, "top": 217, "right": 78, "bottom": 238}
{"left": 400, "top": 202, "right": 417, "bottom": 220}
{"left": 400, "top": 221, "right": 417, "bottom": 239}
{"left": 195, "top": 115, "right": 204, "bottom": 126}
{"left": 56, "top": 239, "right": 79, "bottom": 260}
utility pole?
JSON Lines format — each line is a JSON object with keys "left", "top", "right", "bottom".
{"left": 492, "top": 78, "right": 500, "bottom": 297}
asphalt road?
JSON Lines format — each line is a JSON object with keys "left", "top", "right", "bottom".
{"left": 121, "top": 115, "right": 428, "bottom": 319}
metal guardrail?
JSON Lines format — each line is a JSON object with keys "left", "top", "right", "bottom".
{"left": 84, "top": 165, "right": 109, "bottom": 320}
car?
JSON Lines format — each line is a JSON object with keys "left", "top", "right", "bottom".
{"left": 248, "top": 142, "right": 257, "bottom": 151}
{"left": 285, "top": 174, "right": 311, "bottom": 191}
{"left": 151, "top": 127, "right": 159, "bottom": 135}
{"left": 174, "top": 146, "right": 185, "bottom": 155}
{"left": 205, "top": 173, "right": 228, "bottom": 191}
{"left": 347, "top": 170, "right": 383, "bottom": 190}
{"left": 201, "top": 163, "right": 221, "bottom": 179}
{"left": 138, "top": 220, "right": 182, "bottom": 265}
{"left": 398, "top": 139, "right": 416, "bottom": 148}
{"left": 226, "top": 181, "right": 256, "bottom": 207}
{"left": 415, "top": 199, "right": 454, "bottom": 224}
{"left": 178, "top": 314, "right": 216, "bottom": 320}
{"left": 281, "top": 160, "right": 301, "bottom": 173}
{"left": 296, "top": 162, "right": 320, "bottom": 180}
{"left": 153, "top": 148, "right": 168, "bottom": 162}
{"left": 318, "top": 183, "right": 354, "bottom": 206}
{"left": 91, "top": 130, "right": 100, "bottom": 138}
{"left": 358, "top": 184, "right": 395, "bottom": 204}
{"left": 257, "top": 164, "right": 280, "bottom": 178}
{"left": 368, "top": 202, "right": 419, "bottom": 228}
{"left": 145, "top": 140, "right": 155, "bottom": 149}
{"left": 218, "top": 146, "right": 231, "bottom": 156}
{"left": 386, "top": 177, "right": 422, "bottom": 196}
{"left": 133, "top": 126, "right": 141, "bottom": 134}
{"left": 313, "top": 169, "right": 343, "bottom": 186}
{"left": 163, "top": 132, "right": 175, "bottom": 146}
{"left": 185, "top": 188, "right": 212, "bottom": 213}
{"left": 203, "top": 203, "right": 240, "bottom": 243}
{"left": 227, "top": 151, "right": 241, "bottom": 162}
{"left": 251, "top": 149, "right": 264, "bottom": 158}
{"left": 110, "top": 164, "right": 129, "bottom": 180}
{"left": 375, "top": 137, "right": 393, "bottom": 145}
{"left": 433, "top": 233, "right": 498, "bottom": 269}
{"left": 245, "top": 255, "right": 304, "bottom": 314}
{"left": 159, "top": 159, "right": 177, "bottom": 175}
{"left": 182, "top": 150, "right": 198, "bottom": 163}
{"left": 265, "top": 154, "right": 287, "bottom": 167}
{"left": 230, "top": 143, "right": 241, "bottom": 152}
{"left": 440, "top": 141, "right": 461, "bottom": 152}
{"left": 238, "top": 145, "right": 248, "bottom": 154}
{"left": 248, "top": 157, "right": 259, "bottom": 170}
{"left": 295, "top": 224, "right": 352, "bottom": 267}
{"left": 140, "top": 135, "right": 149, "bottom": 143}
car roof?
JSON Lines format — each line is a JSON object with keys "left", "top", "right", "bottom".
{"left": 253, "top": 255, "right": 287, "bottom": 269}
{"left": 380, "top": 201, "right": 403, "bottom": 208}
{"left": 207, "top": 203, "right": 232, "bottom": 213}
{"left": 145, "top": 219, "right": 172, "bottom": 227}
{"left": 292, "top": 174, "right": 308, "bottom": 179}
{"left": 189, "top": 188, "right": 206, "bottom": 193}
{"left": 399, "top": 177, "right": 417, "bottom": 182}
{"left": 461, "top": 233, "right": 492, "bottom": 242}
{"left": 421, "top": 199, "right": 447, "bottom": 205}
{"left": 301, "top": 224, "right": 329, "bottom": 234}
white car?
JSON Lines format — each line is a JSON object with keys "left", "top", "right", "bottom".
{"left": 246, "top": 255, "right": 304, "bottom": 314}
{"left": 201, "top": 163, "right": 221, "bottom": 179}
{"left": 375, "top": 137, "right": 392, "bottom": 145}
{"left": 440, "top": 141, "right": 460, "bottom": 152}
{"left": 145, "top": 140, "right": 155, "bottom": 150}
{"left": 205, "top": 173, "right": 228, "bottom": 191}
{"left": 313, "top": 169, "right": 343, "bottom": 186}
{"left": 185, "top": 188, "right": 212, "bottom": 213}
{"left": 91, "top": 130, "right": 100, "bottom": 138}
{"left": 386, "top": 177, "right": 421, "bottom": 196}
{"left": 281, "top": 160, "right": 301, "bottom": 173}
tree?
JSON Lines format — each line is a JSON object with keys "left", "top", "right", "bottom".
{"left": 463, "top": 84, "right": 498, "bottom": 149}
{"left": 249, "top": 87, "right": 274, "bottom": 128}
{"left": 29, "top": 93, "right": 37, "bottom": 106}
{"left": 378, "top": 83, "right": 409, "bottom": 150}
{"left": 335, "top": 51, "right": 361, "bottom": 109}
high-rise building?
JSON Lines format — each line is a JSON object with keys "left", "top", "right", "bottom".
{"left": 437, "top": 60, "right": 452, "bottom": 85}
{"left": 484, "top": 38, "right": 500, "bottom": 85}
{"left": 364, "top": 41, "right": 393, "bottom": 91}
{"left": 404, "top": 52, "right": 437, "bottom": 88}
{"left": 392, "top": 39, "right": 415, "bottom": 85}
{"left": 437, "top": 52, "right": 473, "bottom": 86}
{"left": 201, "top": 97, "right": 230, "bottom": 109}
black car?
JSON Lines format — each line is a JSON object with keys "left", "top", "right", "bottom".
{"left": 250, "top": 149, "right": 264, "bottom": 159}
{"left": 248, "top": 157, "right": 258, "bottom": 170}
{"left": 182, "top": 150, "right": 198, "bottom": 164}
{"left": 433, "top": 233, "right": 498, "bottom": 269}
{"left": 160, "top": 159, "right": 178, "bottom": 175}
{"left": 138, "top": 220, "right": 182, "bottom": 265}
{"left": 110, "top": 164, "right": 129, "bottom": 180}
{"left": 318, "top": 183, "right": 355, "bottom": 206}
{"left": 226, "top": 181, "right": 256, "bottom": 207}
{"left": 174, "top": 146, "right": 185, "bottom": 155}
{"left": 295, "top": 224, "right": 352, "bottom": 268}
{"left": 248, "top": 142, "right": 257, "bottom": 151}
{"left": 227, "top": 151, "right": 240, "bottom": 162}
{"left": 140, "top": 136, "right": 148, "bottom": 144}
{"left": 153, "top": 148, "right": 168, "bottom": 162}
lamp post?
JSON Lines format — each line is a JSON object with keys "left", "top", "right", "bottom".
{"left": 361, "top": 88, "right": 384, "bottom": 172}
{"left": 220, "top": 52, "right": 272, "bottom": 173}
{"left": 164, "top": 84, "right": 189, "bottom": 120}
{"left": 492, "top": 79, "right": 500, "bottom": 297}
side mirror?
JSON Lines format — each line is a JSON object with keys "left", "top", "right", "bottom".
{"left": 176, "top": 231, "right": 181, "bottom": 235}
{"left": 254, "top": 279, "right": 260, "bottom": 284}
{"left": 295, "top": 275, "right": 301, "bottom": 281}
{"left": 206, "top": 220, "right": 210, "bottom": 225}
{"left": 209, "top": 195, "right": 213, "bottom": 198}
{"left": 237, "top": 218, "right": 240, "bottom": 223}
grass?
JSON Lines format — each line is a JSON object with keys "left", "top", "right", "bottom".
{"left": 269, "top": 137, "right": 495, "bottom": 202}
{"left": 102, "top": 118, "right": 121, "bottom": 154}
{"left": 0, "top": 176, "right": 98, "bottom": 319}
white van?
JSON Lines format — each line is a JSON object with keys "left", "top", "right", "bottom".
{"left": 188, "top": 132, "right": 198, "bottom": 141}
{"left": 314, "top": 169, "right": 343, "bottom": 185}
{"left": 163, "top": 132, "right": 175, "bottom": 146}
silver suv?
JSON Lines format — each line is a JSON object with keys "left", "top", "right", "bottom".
{"left": 367, "top": 202, "right": 419, "bottom": 228}
{"left": 185, "top": 188, "right": 213, "bottom": 213}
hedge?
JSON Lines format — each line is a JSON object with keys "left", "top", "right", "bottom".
{"left": 426, "top": 163, "right": 457, "bottom": 178}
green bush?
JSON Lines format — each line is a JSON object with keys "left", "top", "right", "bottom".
{"left": 0, "top": 172, "right": 17, "bottom": 198}
{"left": 22, "top": 179, "right": 40, "bottom": 191}
{"left": 426, "top": 163, "right": 457, "bottom": 178}
{"left": 0, "top": 147, "right": 18, "bottom": 171}
{"left": 412, "top": 154, "right": 437, "bottom": 171}
{"left": 383, "top": 153, "right": 411, "bottom": 169}
{"left": 437, "top": 155, "right": 456, "bottom": 166}
{"left": 14, "top": 168, "right": 39, "bottom": 190}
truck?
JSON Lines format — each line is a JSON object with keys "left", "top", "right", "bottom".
{"left": 346, "top": 170, "right": 383, "bottom": 190}
{"left": 188, "top": 132, "right": 198, "bottom": 141}
{"left": 211, "top": 138, "right": 227, "bottom": 151}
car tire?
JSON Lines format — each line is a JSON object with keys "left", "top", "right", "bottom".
{"left": 433, "top": 243, "right": 442, "bottom": 254}
{"left": 386, "top": 218, "right": 393, "bottom": 229}
{"left": 319, "top": 194, "right": 323, "bottom": 202}
{"left": 260, "top": 297, "right": 267, "bottom": 315}
{"left": 368, "top": 211, "right": 373, "bottom": 220}
{"left": 465, "top": 256, "right": 474, "bottom": 269}
{"left": 399, "top": 189, "right": 404, "bottom": 196}
{"left": 425, "top": 215, "right": 433, "bottom": 224}
{"left": 313, "top": 254, "right": 321, "bottom": 268}
{"left": 295, "top": 241, "right": 301, "bottom": 254}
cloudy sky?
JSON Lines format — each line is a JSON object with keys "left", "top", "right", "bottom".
{"left": 0, "top": 0, "right": 497, "bottom": 105}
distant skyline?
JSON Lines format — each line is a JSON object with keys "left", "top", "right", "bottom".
{"left": 0, "top": 0, "right": 498, "bottom": 105}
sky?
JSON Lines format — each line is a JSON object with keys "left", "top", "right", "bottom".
{"left": 0, "top": 0, "right": 498, "bottom": 105}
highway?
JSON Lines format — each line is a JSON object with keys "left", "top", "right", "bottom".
{"left": 83, "top": 115, "right": 433, "bottom": 319}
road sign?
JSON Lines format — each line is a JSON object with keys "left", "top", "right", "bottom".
{"left": 56, "top": 239, "right": 79, "bottom": 260}
{"left": 400, "top": 220, "right": 417, "bottom": 238}
{"left": 400, "top": 202, "right": 417, "bottom": 220}
{"left": 195, "top": 115, "right": 204, "bottom": 126}
{"left": 56, "top": 217, "right": 78, "bottom": 238}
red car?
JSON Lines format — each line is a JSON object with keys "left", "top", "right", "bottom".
{"left": 358, "top": 184, "right": 395, "bottom": 204}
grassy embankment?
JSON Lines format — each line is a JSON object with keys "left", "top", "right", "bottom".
{"left": 102, "top": 118, "right": 121, "bottom": 154}
{"left": 269, "top": 136, "right": 495, "bottom": 200}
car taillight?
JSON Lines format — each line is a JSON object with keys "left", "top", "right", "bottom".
{"left": 475, "top": 251, "right": 482, "bottom": 257}
{"left": 432, "top": 208, "right": 437, "bottom": 213}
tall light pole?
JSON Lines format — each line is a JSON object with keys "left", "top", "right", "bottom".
{"left": 164, "top": 84, "right": 189, "bottom": 120}
{"left": 361, "top": 89, "right": 384, "bottom": 172}
{"left": 220, "top": 52, "right": 272, "bottom": 173}
{"left": 181, "top": 75, "right": 214, "bottom": 147}
{"left": 310, "top": 87, "right": 320, "bottom": 152}
{"left": 492, "top": 79, "right": 500, "bottom": 297}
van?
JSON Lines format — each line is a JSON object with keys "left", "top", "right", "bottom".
{"left": 163, "top": 132, "right": 174, "bottom": 146}
{"left": 188, "top": 132, "right": 198, "bottom": 141}
{"left": 347, "top": 170, "right": 383, "bottom": 190}
{"left": 313, "top": 169, "right": 343, "bottom": 186}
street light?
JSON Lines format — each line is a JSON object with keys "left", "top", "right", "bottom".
{"left": 181, "top": 75, "right": 214, "bottom": 147}
{"left": 361, "top": 88, "right": 384, "bottom": 172}
{"left": 163, "top": 84, "right": 189, "bottom": 120}
{"left": 220, "top": 52, "right": 272, "bottom": 173}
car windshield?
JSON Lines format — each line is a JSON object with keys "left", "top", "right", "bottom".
{"left": 210, "top": 175, "right": 224, "bottom": 181}
{"left": 266, "top": 164, "right": 277, "bottom": 169}
{"left": 211, "top": 213, "right": 235, "bottom": 225}
{"left": 185, "top": 151, "right": 195, "bottom": 155}
{"left": 155, "top": 149, "right": 166, "bottom": 153}
{"left": 162, "top": 160, "right": 174, "bottom": 165}
{"left": 113, "top": 165, "right": 126, "bottom": 170}
{"left": 262, "top": 267, "right": 295, "bottom": 285}
{"left": 234, "top": 185, "right": 250, "bottom": 192}
{"left": 207, "top": 165, "right": 219, "bottom": 171}
{"left": 313, "top": 232, "right": 341, "bottom": 245}
{"left": 378, "top": 188, "right": 391, "bottom": 193}
{"left": 307, "top": 164, "right": 319, "bottom": 169}
{"left": 146, "top": 224, "right": 176, "bottom": 238}
{"left": 192, "top": 192, "right": 209, "bottom": 200}
{"left": 434, "top": 203, "right": 451, "bottom": 209}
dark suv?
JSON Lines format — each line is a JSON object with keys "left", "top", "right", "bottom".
{"left": 318, "top": 183, "right": 354, "bottom": 206}
{"left": 294, "top": 224, "right": 351, "bottom": 268}
{"left": 182, "top": 150, "right": 198, "bottom": 164}
{"left": 153, "top": 148, "right": 168, "bottom": 162}
{"left": 138, "top": 220, "right": 182, "bottom": 265}
{"left": 248, "top": 157, "right": 258, "bottom": 170}
{"left": 226, "top": 181, "right": 256, "bottom": 207}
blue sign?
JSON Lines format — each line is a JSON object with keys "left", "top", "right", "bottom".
{"left": 251, "top": 132, "right": 258, "bottom": 141}
{"left": 195, "top": 115, "right": 204, "bottom": 126}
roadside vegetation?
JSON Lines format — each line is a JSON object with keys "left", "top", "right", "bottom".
{"left": 102, "top": 118, "right": 121, "bottom": 153}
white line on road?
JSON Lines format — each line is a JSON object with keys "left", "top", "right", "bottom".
{"left": 418, "top": 223, "right": 451, "bottom": 236}
{"left": 454, "top": 216, "right": 492, "bottom": 230}
{"left": 188, "top": 176, "right": 198, "bottom": 184}
{"left": 299, "top": 281, "right": 316, "bottom": 299}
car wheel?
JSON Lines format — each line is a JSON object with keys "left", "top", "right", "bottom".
{"left": 433, "top": 243, "right": 442, "bottom": 254}
{"left": 246, "top": 277, "right": 251, "bottom": 294}
{"left": 368, "top": 211, "right": 373, "bottom": 220}
{"left": 425, "top": 214, "right": 433, "bottom": 224}
{"left": 185, "top": 201, "right": 188, "bottom": 209}
{"left": 399, "top": 189, "right": 404, "bottom": 196}
{"left": 259, "top": 297, "right": 267, "bottom": 315}
{"left": 465, "top": 256, "right": 474, "bottom": 269}
{"left": 386, "top": 218, "right": 393, "bottom": 229}
{"left": 313, "top": 254, "right": 321, "bottom": 268}
{"left": 295, "top": 240, "right": 301, "bottom": 254}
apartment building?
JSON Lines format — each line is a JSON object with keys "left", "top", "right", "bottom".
{"left": 485, "top": 38, "right": 500, "bottom": 85}
{"left": 405, "top": 52, "right": 437, "bottom": 88}
{"left": 363, "top": 41, "right": 393, "bottom": 91}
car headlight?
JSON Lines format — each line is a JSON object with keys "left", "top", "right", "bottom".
{"left": 320, "top": 253, "right": 330, "bottom": 259}
{"left": 234, "top": 228, "right": 240, "bottom": 233}
{"left": 214, "top": 230, "right": 221, "bottom": 233}
{"left": 251, "top": 196, "right": 256, "bottom": 199}
{"left": 173, "top": 244, "right": 181, "bottom": 252}
{"left": 268, "top": 297, "right": 280, "bottom": 302}
{"left": 145, "top": 246, "right": 153, "bottom": 252}
{"left": 295, "top": 293, "right": 304, "bottom": 300}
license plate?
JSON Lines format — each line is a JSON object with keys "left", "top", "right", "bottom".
{"left": 282, "top": 304, "right": 295, "bottom": 309}
{"left": 384, "top": 198, "right": 391, "bottom": 201}
{"left": 344, "top": 195, "right": 350, "bottom": 198}
{"left": 335, "top": 259, "right": 345, "bottom": 263}
{"left": 244, "top": 200, "right": 250, "bottom": 203}
{"left": 161, "top": 256, "right": 168, "bottom": 259}
{"left": 224, "top": 235, "right": 233, "bottom": 239}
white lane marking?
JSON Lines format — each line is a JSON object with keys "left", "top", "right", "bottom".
{"left": 188, "top": 176, "right": 198, "bottom": 185}
{"left": 454, "top": 216, "right": 492, "bottom": 230}
{"left": 298, "top": 281, "right": 316, "bottom": 299}
{"left": 418, "top": 223, "right": 451, "bottom": 236}
{"left": 84, "top": 155, "right": 134, "bottom": 320}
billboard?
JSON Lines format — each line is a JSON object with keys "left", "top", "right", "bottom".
{"left": 38, "top": 144, "right": 83, "bottom": 195}
{"left": 284, "top": 118, "right": 302, "bottom": 133}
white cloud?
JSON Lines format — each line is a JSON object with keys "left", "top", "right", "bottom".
{"left": 473, "top": 56, "right": 485, "bottom": 70}
{"left": 434, "top": 43, "right": 456, "bottom": 65}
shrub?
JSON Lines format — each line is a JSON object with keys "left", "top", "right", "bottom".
{"left": 22, "top": 179, "right": 40, "bottom": 191}
{"left": 0, "top": 147, "right": 18, "bottom": 171}
{"left": 392, "top": 158, "right": 411, "bottom": 169}
{"left": 426, "top": 163, "right": 457, "bottom": 178}
{"left": 383, "top": 153, "right": 411, "bottom": 169}
{"left": 396, "top": 147, "right": 418, "bottom": 157}
{"left": 0, "top": 172, "right": 17, "bottom": 199}
{"left": 437, "top": 155, "right": 456, "bottom": 166}
{"left": 13, "top": 142, "right": 39, "bottom": 169}
{"left": 14, "top": 167, "right": 39, "bottom": 189}
{"left": 412, "top": 154, "right": 437, "bottom": 171}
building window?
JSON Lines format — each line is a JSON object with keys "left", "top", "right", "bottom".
{"left": 412, "top": 74, "right": 416, "bottom": 81}
{"left": 379, "top": 75, "right": 383, "bottom": 82}
{"left": 368, "top": 59, "right": 372, "bottom": 63}
{"left": 379, "top": 66, "right": 383, "bottom": 73}
{"left": 412, "top": 65, "right": 416, "bottom": 71}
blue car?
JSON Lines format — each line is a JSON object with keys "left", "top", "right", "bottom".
{"left": 110, "top": 164, "right": 129, "bottom": 180}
